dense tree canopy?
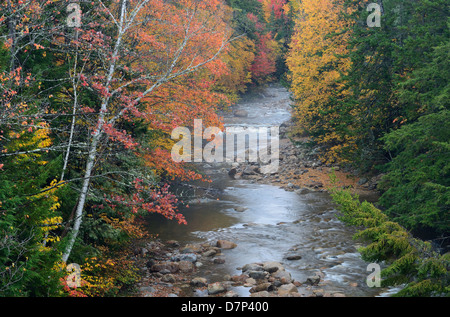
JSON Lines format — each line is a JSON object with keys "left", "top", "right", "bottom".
{"left": 0, "top": 0, "right": 448, "bottom": 297}
{"left": 0, "top": 0, "right": 289, "bottom": 297}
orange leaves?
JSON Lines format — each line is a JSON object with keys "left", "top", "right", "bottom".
{"left": 259, "top": 0, "right": 288, "bottom": 22}
{"left": 251, "top": 32, "right": 279, "bottom": 84}
{"left": 102, "top": 123, "right": 138, "bottom": 150}
{"left": 104, "top": 179, "right": 187, "bottom": 225}
{"left": 129, "top": 0, "right": 231, "bottom": 79}
{"left": 143, "top": 147, "right": 204, "bottom": 183}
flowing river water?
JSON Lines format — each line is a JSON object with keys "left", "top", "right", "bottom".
{"left": 145, "top": 84, "right": 398, "bottom": 297}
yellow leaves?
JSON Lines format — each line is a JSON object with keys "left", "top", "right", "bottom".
{"left": 287, "top": 0, "right": 357, "bottom": 163}
{"left": 6, "top": 122, "right": 53, "bottom": 165}
{"left": 31, "top": 179, "right": 64, "bottom": 202}
{"left": 77, "top": 252, "right": 138, "bottom": 297}
{"left": 260, "top": 0, "right": 274, "bottom": 23}
{"left": 41, "top": 216, "right": 63, "bottom": 232}
{"left": 151, "top": 133, "right": 175, "bottom": 151}
{"left": 214, "top": 36, "right": 256, "bottom": 101}
{"left": 100, "top": 213, "right": 147, "bottom": 240}
{"left": 34, "top": 124, "right": 52, "bottom": 149}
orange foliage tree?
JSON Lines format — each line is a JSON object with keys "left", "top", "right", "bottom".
{"left": 61, "top": 0, "right": 234, "bottom": 263}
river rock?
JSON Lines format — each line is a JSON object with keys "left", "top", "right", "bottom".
{"left": 216, "top": 240, "right": 237, "bottom": 249}
{"left": 208, "top": 282, "right": 227, "bottom": 295}
{"left": 224, "top": 291, "right": 239, "bottom": 297}
{"left": 250, "top": 291, "right": 271, "bottom": 297}
{"left": 234, "top": 206, "right": 247, "bottom": 212}
{"left": 181, "top": 244, "right": 203, "bottom": 253}
{"left": 249, "top": 282, "right": 272, "bottom": 293}
{"left": 171, "top": 253, "right": 197, "bottom": 263}
{"left": 245, "top": 278, "right": 257, "bottom": 286}
{"left": 213, "top": 257, "right": 226, "bottom": 264}
{"left": 357, "top": 178, "right": 368, "bottom": 185}
{"left": 248, "top": 270, "right": 269, "bottom": 280}
{"left": 277, "top": 283, "right": 298, "bottom": 296}
{"left": 140, "top": 286, "right": 156, "bottom": 294}
{"left": 234, "top": 109, "right": 248, "bottom": 117}
{"left": 202, "top": 249, "right": 217, "bottom": 257}
{"left": 150, "top": 262, "right": 179, "bottom": 273}
{"left": 161, "top": 274, "right": 176, "bottom": 283}
{"left": 165, "top": 240, "right": 180, "bottom": 247}
{"left": 178, "top": 260, "right": 195, "bottom": 273}
{"left": 146, "top": 259, "right": 155, "bottom": 269}
{"left": 286, "top": 255, "right": 302, "bottom": 261}
{"left": 241, "top": 263, "right": 264, "bottom": 272}
{"left": 272, "top": 270, "right": 293, "bottom": 284}
{"left": 262, "top": 261, "right": 284, "bottom": 273}
{"left": 260, "top": 162, "right": 279, "bottom": 175}
{"left": 307, "top": 180, "right": 323, "bottom": 188}
{"left": 191, "top": 277, "right": 208, "bottom": 287}
{"left": 230, "top": 274, "right": 248, "bottom": 283}
{"left": 228, "top": 167, "right": 237, "bottom": 178}
{"left": 195, "top": 262, "right": 203, "bottom": 269}
{"left": 305, "top": 274, "right": 321, "bottom": 286}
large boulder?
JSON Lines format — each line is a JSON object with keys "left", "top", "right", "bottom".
{"left": 234, "top": 109, "right": 248, "bottom": 117}
{"left": 178, "top": 260, "right": 195, "bottom": 273}
{"left": 241, "top": 263, "right": 264, "bottom": 273}
{"left": 208, "top": 282, "right": 227, "bottom": 295}
{"left": 272, "top": 270, "right": 293, "bottom": 284}
{"left": 191, "top": 277, "right": 208, "bottom": 287}
{"left": 262, "top": 261, "right": 284, "bottom": 273}
{"left": 216, "top": 240, "right": 237, "bottom": 249}
{"left": 277, "top": 283, "right": 299, "bottom": 296}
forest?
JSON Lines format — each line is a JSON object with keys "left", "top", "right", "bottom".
{"left": 0, "top": 0, "right": 448, "bottom": 297}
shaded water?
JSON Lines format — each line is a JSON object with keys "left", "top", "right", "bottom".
{"left": 146, "top": 84, "right": 395, "bottom": 297}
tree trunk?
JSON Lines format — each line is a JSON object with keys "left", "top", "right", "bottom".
{"left": 61, "top": 132, "right": 100, "bottom": 263}
{"left": 61, "top": 1, "right": 127, "bottom": 263}
{"left": 61, "top": 30, "right": 80, "bottom": 182}
{"left": 7, "top": 0, "right": 17, "bottom": 72}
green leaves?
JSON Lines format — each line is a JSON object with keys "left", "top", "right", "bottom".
{"left": 379, "top": 110, "right": 450, "bottom": 236}
{"left": 331, "top": 186, "right": 449, "bottom": 296}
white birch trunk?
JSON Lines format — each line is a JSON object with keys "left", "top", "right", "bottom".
{"left": 62, "top": 1, "right": 127, "bottom": 262}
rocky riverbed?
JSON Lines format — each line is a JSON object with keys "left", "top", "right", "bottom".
{"left": 133, "top": 113, "right": 383, "bottom": 298}
{"left": 133, "top": 238, "right": 348, "bottom": 297}
{"left": 226, "top": 118, "right": 383, "bottom": 199}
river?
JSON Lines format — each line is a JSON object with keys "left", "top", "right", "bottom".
{"left": 145, "top": 84, "right": 398, "bottom": 297}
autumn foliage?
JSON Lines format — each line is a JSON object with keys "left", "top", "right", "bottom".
{"left": 0, "top": 0, "right": 297, "bottom": 297}
{"left": 287, "top": 0, "right": 356, "bottom": 163}
{"left": 287, "top": 0, "right": 449, "bottom": 295}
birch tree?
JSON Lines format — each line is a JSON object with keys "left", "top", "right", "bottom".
{"left": 61, "top": 0, "right": 233, "bottom": 262}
